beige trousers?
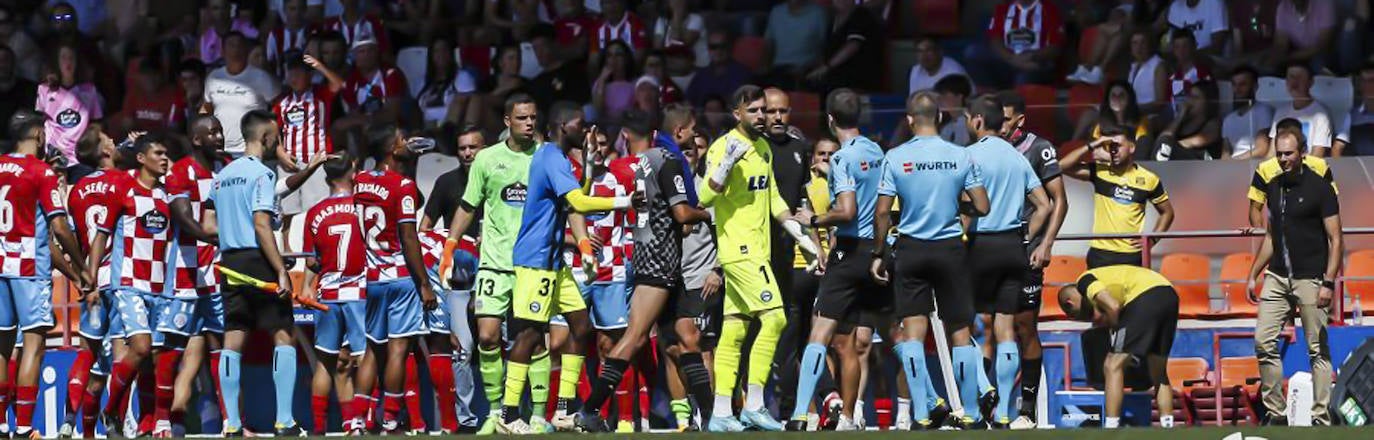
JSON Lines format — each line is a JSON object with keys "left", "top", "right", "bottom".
{"left": 1253, "top": 274, "right": 1332, "bottom": 425}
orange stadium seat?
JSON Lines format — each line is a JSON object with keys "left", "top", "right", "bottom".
{"left": 1160, "top": 253, "right": 1212, "bottom": 319}
{"left": 1191, "top": 357, "right": 1262, "bottom": 426}
{"left": 913, "top": 0, "right": 960, "bottom": 36}
{"left": 788, "top": 91, "right": 823, "bottom": 141}
{"left": 1066, "top": 84, "right": 1102, "bottom": 129}
{"left": 1041, "top": 255, "right": 1086, "bottom": 320}
{"left": 1217, "top": 253, "right": 1258, "bottom": 319}
{"left": 1157, "top": 357, "right": 1210, "bottom": 426}
{"left": 732, "top": 36, "right": 767, "bottom": 74}
{"left": 1345, "top": 250, "right": 1374, "bottom": 315}
{"left": 1016, "top": 84, "right": 1057, "bottom": 144}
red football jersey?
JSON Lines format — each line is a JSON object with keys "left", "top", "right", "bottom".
{"left": 588, "top": 157, "right": 636, "bottom": 283}
{"left": 354, "top": 170, "right": 421, "bottom": 281}
{"left": 0, "top": 154, "right": 67, "bottom": 277}
{"left": 67, "top": 170, "right": 131, "bottom": 288}
{"left": 304, "top": 193, "right": 366, "bottom": 301}
{"left": 274, "top": 86, "right": 336, "bottom": 165}
{"left": 110, "top": 181, "right": 172, "bottom": 295}
{"left": 343, "top": 68, "right": 408, "bottom": 114}
{"left": 166, "top": 156, "right": 222, "bottom": 296}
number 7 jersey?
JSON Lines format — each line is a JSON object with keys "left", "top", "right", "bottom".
{"left": 354, "top": 170, "right": 421, "bottom": 281}
{"left": 303, "top": 193, "right": 366, "bottom": 301}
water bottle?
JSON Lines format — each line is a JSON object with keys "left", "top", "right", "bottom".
{"left": 1352, "top": 294, "right": 1364, "bottom": 326}
{"left": 404, "top": 137, "right": 437, "bottom": 154}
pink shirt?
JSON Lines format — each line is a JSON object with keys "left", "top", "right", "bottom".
{"left": 1275, "top": 0, "right": 1334, "bottom": 51}
{"left": 36, "top": 83, "right": 103, "bottom": 164}
{"left": 199, "top": 19, "right": 261, "bottom": 64}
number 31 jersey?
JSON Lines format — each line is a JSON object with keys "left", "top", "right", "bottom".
{"left": 354, "top": 170, "right": 421, "bottom": 281}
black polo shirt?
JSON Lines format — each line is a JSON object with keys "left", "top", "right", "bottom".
{"left": 425, "top": 166, "right": 482, "bottom": 237}
{"left": 1256, "top": 164, "right": 1340, "bottom": 279}
{"left": 768, "top": 130, "right": 811, "bottom": 262}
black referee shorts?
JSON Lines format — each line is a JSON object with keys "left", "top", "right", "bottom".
{"left": 815, "top": 237, "right": 891, "bottom": 327}
{"left": 1110, "top": 286, "right": 1179, "bottom": 376}
{"left": 891, "top": 236, "right": 974, "bottom": 327}
{"left": 967, "top": 231, "right": 1030, "bottom": 315}
{"left": 1019, "top": 234, "right": 1046, "bottom": 313}
{"left": 221, "top": 249, "right": 295, "bottom": 332}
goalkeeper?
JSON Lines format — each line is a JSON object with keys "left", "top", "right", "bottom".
{"left": 698, "top": 85, "right": 824, "bottom": 432}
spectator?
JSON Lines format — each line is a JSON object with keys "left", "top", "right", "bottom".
{"left": 266, "top": 0, "right": 313, "bottom": 78}
{"left": 1066, "top": 4, "right": 1135, "bottom": 86}
{"left": 44, "top": 2, "right": 117, "bottom": 108}
{"left": 37, "top": 42, "right": 103, "bottom": 168}
{"left": 553, "top": 0, "right": 598, "bottom": 61}
{"left": 527, "top": 27, "right": 591, "bottom": 114}
{"left": 591, "top": 0, "right": 650, "bottom": 60}
{"left": 686, "top": 31, "right": 750, "bottom": 108}
{"left": 1224, "top": 0, "right": 1279, "bottom": 73}
{"left": 1156, "top": 0, "right": 1229, "bottom": 57}
{"left": 632, "top": 75, "right": 663, "bottom": 126}
{"left": 935, "top": 75, "right": 973, "bottom": 146}
{"left": 337, "top": 38, "right": 409, "bottom": 143}
{"left": 1260, "top": 62, "right": 1333, "bottom": 157}
{"left": 908, "top": 36, "right": 968, "bottom": 95}
{"left": 482, "top": 45, "right": 528, "bottom": 119}
{"left": 1126, "top": 29, "right": 1169, "bottom": 115}
{"left": 698, "top": 94, "right": 731, "bottom": 138}
{"left": 1075, "top": 81, "right": 1150, "bottom": 144}
{"left": 1268, "top": 0, "right": 1336, "bottom": 72}
{"left": 1334, "top": 0, "right": 1369, "bottom": 75}
{"left": 415, "top": 37, "right": 478, "bottom": 127}
{"left": 204, "top": 31, "right": 281, "bottom": 157}
{"left": 806, "top": 0, "right": 883, "bottom": 92}
{"left": 653, "top": 0, "right": 707, "bottom": 68}
{"left": 119, "top": 56, "right": 186, "bottom": 136}
{"left": 325, "top": 0, "right": 391, "bottom": 55}
{"left": 1156, "top": 81, "right": 1222, "bottom": 160}
{"left": 0, "top": 46, "right": 37, "bottom": 139}
{"left": 1334, "top": 62, "right": 1374, "bottom": 156}
{"left": 176, "top": 59, "right": 207, "bottom": 124}
{"left": 642, "top": 50, "right": 684, "bottom": 104}
{"left": 593, "top": 40, "right": 638, "bottom": 123}
{"left": 314, "top": 30, "right": 352, "bottom": 84}
{"left": 763, "top": 0, "right": 827, "bottom": 84}
{"left": 484, "top": 0, "right": 548, "bottom": 38}
{"left": 198, "top": 0, "right": 261, "bottom": 65}
{"left": 274, "top": 53, "right": 345, "bottom": 255}
{"left": 1167, "top": 30, "right": 1213, "bottom": 109}
{"left": 0, "top": 5, "right": 41, "bottom": 82}
{"left": 971, "top": 0, "right": 1066, "bottom": 87}
{"left": 1223, "top": 66, "right": 1275, "bottom": 159}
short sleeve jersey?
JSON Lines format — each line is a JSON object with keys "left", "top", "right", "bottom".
{"left": 967, "top": 136, "right": 1043, "bottom": 233}
{"left": 166, "top": 156, "right": 222, "bottom": 296}
{"left": 878, "top": 136, "right": 983, "bottom": 241}
{"left": 512, "top": 144, "right": 583, "bottom": 270}
{"left": 589, "top": 157, "right": 636, "bottom": 283}
{"left": 1010, "top": 130, "right": 1061, "bottom": 229}
{"left": 68, "top": 171, "right": 130, "bottom": 288}
{"left": 419, "top": 229, "right": 455, "bottom": 291}
{"left": 1088, "top": 164, "right": 1169, "bottom": 253}
{"left": 303, "top": 193, "right": 366, "bottom": 301}
{"left": 1248, "top": 155, "right": 1335, "bottom": 205}
{"left": 354, "top": 169, "right": 421, "bottom": 281}
{"left": 274, "top": 85, "right": 336, "bottom": 166}
{"left": 37, "top": 83, "right": 104, "bottom": 164}
{"left": 343, "top": 68, "right": 408, "bottom": 114}
{"left": 697, "top": 129, "right": 789, "bottom": 264}
{"left": 1076, "top": 265, "right": 1174, "bottom": 307}
{"left": 0, "top": 154, "right": 67, "bottom": 278}
{"left": 828, "top": 137, "right": 885, "bottom": 239}
{"left": 211, "top": 157, "right": 278, "bottom": 251}
{"left": 632, "top": 147, "right": 691, "bottom": 282}
{"left": 461, "top": 141, "right": 535, "bottom": 272}
{"left": 111, "top": 181, "right": 173, "bottom": 296}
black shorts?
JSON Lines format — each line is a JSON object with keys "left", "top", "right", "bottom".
{"left": 221, "top": 249, "right": 294, "bottom": 332}
{"left": 891, "top": 236, "right": 974, "bottom": 327}
{"left": 1110, "top": 287, "right": 1179, "bottom": 372}
{"left": 1086, "top": 248, "right": 1143, "bottom": 269}
{"left": 967, "top": 231, "right": 1029, "bottom": 315}
{"left": 815, "top": 238, "right": 890, "bottom": 324}
{"left": 659, "top": 285, "right": 723, "bottom": 350}
{"left": 1019, "top": 235, "right": 1045, "bottom": 312}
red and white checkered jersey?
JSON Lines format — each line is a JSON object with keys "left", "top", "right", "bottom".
{"left": 109, "top": 181, "right": 172, "bottom": 295}
{"left": 67, "top": 171, "right": 131, "bottom": 288}
{"left": 274, "top": 86, "right": 336, "bottom": 165}
{"left": 354, "top": 170, "right": 421, "bottom": 281}
{"left": 304, "top": 193, "right": 366, "bottom": 301}
{"left": 166, "top": 157, "right": 221, "bottom": 297}
{"left": 588, "top": 157, "right": 637, "bottom": 283}
{"left": 0, "top": 154, "right": 66, "bottom": 278}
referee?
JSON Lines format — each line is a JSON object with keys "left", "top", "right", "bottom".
{"left": 210, "top": 109, "right": 302, "bottom": 436}
{"left": 1246, "top": 130, "right": 1343, "bottom": 426}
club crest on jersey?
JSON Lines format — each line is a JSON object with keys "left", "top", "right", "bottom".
{"left": 739, "top": 245, "right": 749, "bottom": 255}
{"left": 285, "top": 107, "right": 307, "bottom": 126}
{"left": 173, "top": 312, "right": 189, "bottom": 328}
{"left": 673, "top": 175, "right": 686, "bottom": 193}
{"left": 760, "top": 291, "right": 773, "bottom": 302}
{"left": 529, "top": 301, "right": 542, "bottom": 313}
{"left": 57, "top": 109, "right": 82, "bottom": 128}
{"left": 502, "top": 183, "right": 528, "bottom": 206}
{"left": 140, "top": 210, "right": 169, "bottom": 234}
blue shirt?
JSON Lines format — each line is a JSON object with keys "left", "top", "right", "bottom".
{"left": 211, "top": 156, "right": 278, "bottom": 251}
{"left": 512, "top": 143, "right": 583, "bottom": 270}
{"left": 967, "top": 136, "right": 1042, "bottom": 233}
{"left": 829, "top": 136, "right": 886, "bottom": 239}
{"left": 878, "top": 135, "right": 982, "bottom": 241}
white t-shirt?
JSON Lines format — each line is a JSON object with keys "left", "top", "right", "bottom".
{"left": 653, "top": 14, "right": 708, "bottom": 68}
{"left": 1129, "top": 55, "right": 1164, "bottom": 106}
{"left": 519, "top": 41, "right": 542, "bottom": 80}
{"left": 1222, "top": 102, "right": 1274, "bottom": 157}
{"left": 1268, "top": 100, "right": 1334, "bottom": 149}
{"left": 908, "top": 57, "right": 968, "bottom": 95}
{"left": 1167, "top": 0, "right": 1229, "bottom": 49}
{"left": 205, "top": 66, "right": 281, "bottom": 155}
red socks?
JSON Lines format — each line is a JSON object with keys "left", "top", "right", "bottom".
{"left": 154, "top": 350, "right": 183, "bottom": 423}
{"left": 311, "top": 395, "right": 329, "bottom": 435}
{"left": 104, "top": 359, "right": 137, "bottom": 418}
{"left": 14, "top": 385, "right": 36, "bottom": 431}
{"left": 136, "top": 368, "right": 155, "bottom": 436}
{"left": 209, "top": 350, "right": 225, "bottom": 419}
{"left": 382, "top": 392, "right": 403, "bottom": 427}
{"left": 615, "top": 365, "right": 636, "bottom": 423}
{"left": 429, "top": 354, "right": 458, "bottom": 432}
{"left": 67, "top": 349, "right": 96, "bottom": 415}
{"left": 81, "top": 388, "right": 100, "bottom": 437}
{"left": 404, "top": 354, "right": 424, "bottom": 431}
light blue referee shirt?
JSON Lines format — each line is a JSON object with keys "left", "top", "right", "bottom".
{"left": 211, "top": 156, "right": 279, "bottom": 251}
{"left": 878, "top": 135, "right": 982, "bottom": 241}
{"left": 966, "top": 135, "right": 1042, "bottom": 233}
{"left": 829, "top": 136, "right": 885, "bottom": 239}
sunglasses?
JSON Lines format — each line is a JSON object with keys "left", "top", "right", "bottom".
{"left": 52, "top": 13, "right": 74, "bottom": 22}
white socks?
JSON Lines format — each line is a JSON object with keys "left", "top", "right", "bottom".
{"left": 745, "top": 384, "right": 766, "bottom": 411}
{"left": 1104, "top": 416, "right": 1120, "bottom": 429}
{"left": 713, "top": 395, "right": 734, "bottom": 418}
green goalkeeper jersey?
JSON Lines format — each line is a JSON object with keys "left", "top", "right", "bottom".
{"left": 461, "top": 140, "right": 535, "bottom": 272}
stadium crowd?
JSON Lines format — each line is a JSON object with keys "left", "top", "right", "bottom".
{"left": 0, "top": 0, "right": 1367, "bottom": 437}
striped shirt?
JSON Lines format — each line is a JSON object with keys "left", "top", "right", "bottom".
{"left": 265, "top": 26, "right": 310, "bottom": 77}
{"left": 986, "top": 0, "right": 1065, "bottom": 55}
{"left": 273, "top": 86, "right": 336, "bottom": 166}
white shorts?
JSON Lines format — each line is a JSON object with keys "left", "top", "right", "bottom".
{"left": 280, "top": 164, "right": 329, "bottom": 216}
